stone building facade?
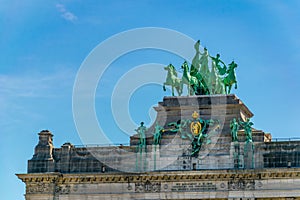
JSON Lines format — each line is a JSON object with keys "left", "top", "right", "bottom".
{"left": 17, "top": 95, "right": 300, "bottom": 199}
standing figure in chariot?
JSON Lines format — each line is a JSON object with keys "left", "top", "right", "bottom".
{"left": 199, "top": 47, "right": 211, "bottom": 90}
{"left": 210, "top": 53, "right": 226, "bottom": 94}
{"left": 191, "top": 41, "right": 210, "bottom": 95}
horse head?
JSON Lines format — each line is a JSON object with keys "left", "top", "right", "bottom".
{"left": 181, "top": 61, "right": 189, "bottom": 72}
{"left": 228, "top": 61, "right": 238, "bottom": 70}
{"left": 164, "top": 64, "right": 172, "bottom": 71}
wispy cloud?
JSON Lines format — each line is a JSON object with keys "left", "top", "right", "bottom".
{"left": 0, "top": 69, "right": 75, "bottom": 98}
{"left": 0, "top": 69, "right": 76, "bottom": 128}
{"left": 56, "top": 3, "right": 78, "bottom": 22}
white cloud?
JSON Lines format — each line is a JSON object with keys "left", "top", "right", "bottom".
{"left": 0, "top": 69, "right": 75, "bottom": 98}
{"left": 0, "top": 69, "right": 76, "bottom": 128}
{"left": 62, "top": 12, "right": 77, "bottom": 22}
{"left": 56, "top": 3, "right": 78, "bottom": 22}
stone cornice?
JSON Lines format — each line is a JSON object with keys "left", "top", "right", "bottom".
{"left": 157, "top": 94, "right": 253, "bottom": 117}
{"left": 16, "top": 173, "right": 61, "bottom": 183}
{"left": 17, "top": 168, "right": 300, "bottom": 184}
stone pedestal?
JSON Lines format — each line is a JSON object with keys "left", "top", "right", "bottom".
{"left": 231, "top": 142, "right": 240, "bottom": 169}
{"left": 128, "top": 94, "right": 259, "bottom": 171}
{"left": 150, "top": 144, "right": 159, "bottom": 171}
{"left": 135, "top": 147, "right": 147, "bottom": 172}
{"left": 244, "top": 142, "right": 255, "bottom": 169}
{"left": 130, "top": 94, "right": 254, "bottom": 146}
{"left": 154, "top": 94, "right": 253, "bottom": 133}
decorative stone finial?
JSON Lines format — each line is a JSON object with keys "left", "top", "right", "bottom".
{"left": 192, "top": 111, "right": 199, "bottom": 119}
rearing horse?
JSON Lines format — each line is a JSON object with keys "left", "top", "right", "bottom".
{"left": 223, "top": 61, "right": 238, "bottom": 94}
{"left": 181, "top": 61, "right": 199, "bottom": 95}
{"left": 163, "top": 64, "right": 182, "bottom": 96}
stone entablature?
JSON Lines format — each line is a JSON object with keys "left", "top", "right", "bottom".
{"left": 17, "top": 168, "right": 300, "bottom": 184}
{"left": 17, "top": 168, "right": 300, "bottom": 199}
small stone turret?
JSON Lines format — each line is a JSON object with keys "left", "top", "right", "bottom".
{"left": 28, "top": 130, "right": 55, "bottom": 173}
{"left": 32, "top": 130, "right": 54, "bottom": 160}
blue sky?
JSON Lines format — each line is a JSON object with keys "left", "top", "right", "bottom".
{"left": 1, "top": 0, "right": 300, "bottom": 199}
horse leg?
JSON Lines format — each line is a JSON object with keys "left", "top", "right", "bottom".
{"left": 163, "top": 83, "right": 166, "bottom": 91}
{"left": 171, "top": 86, "right": 175, "bottom": 96}
{"left": 190, "top": 84, "right": 194, "bottom": 96}
{"left": 221, "top": 82, "right": 226, "bottom": 94}
{"left": 228, "top": 85, "right": 232, "bottom": 94}
{"left": 177, "top": 80, "right": 182, "bottom": 96}
{"left": 234, "top": 82, "right": 237, "bottom": 89}
{"left": 179, "top": 87, "right": 182, "bottom": 96}
{"left": 180, "top": 81, "right": 183, "bottom": 96}
{"left": 192, "top": 84, "right": 196, "bottom": 95}
{"left": 175, "top": 86, "right": 181, "bottom": 96}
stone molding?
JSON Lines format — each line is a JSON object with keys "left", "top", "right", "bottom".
{"left": 17, "top": 168, "right": 300, "bottom": 185}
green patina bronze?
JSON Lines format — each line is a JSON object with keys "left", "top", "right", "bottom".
{"left": 152, "top": 122, "right": 164, "bottom": 170}
{"left": 135, "top": 122, "right": 148, "bottom": 171}
{"left": 135, "top": 122, "right": 147, "bottom": 148}
{"left": 191, "top": 119, "right": 218, "bottom": 157}
{"left": 223, "top": 61, "right": 238, "bottom": 94}
{"left": 239, "top": 118, "right": 254, "bottom": 143}
{"left": 210, "top": 57, "right": 226, "bottom": 94}
{"left": 239, "top": 118, "right": 255, "bottom": 168}
{"left": 230, "top": 118, "right": 239, "bottom": 142}
{"left": 163, "top": 64, "right": 182, "bottom": 96}
{"left": 153, "top": 122, "right": 163, "bottom": 145}
{"left": 138, "top": 39, "right": 242, "bottom": 158}
{"left": 167, "top": 119, "right": 193, "bottom": 141}
{"left": 163, "top": 40, "right": 238, "bottom": 96}
{"left": 160, "top": 113, "right": 220, "bottom": 157}
{"left": 191, "top": 40, "right": 201, "bottom": 75}
{"left": 191, "top": 40, "right": 210, "bottom": 95}
{"left": 199, "top": 47, "right": 210, "bottom": 85}
{"left": 211, "top": 53, "right": 227, "bottom": 76}
{"left": 181, "top": 61, "right": 199, "bottom": 95}
{"left": 210, "top": 53, "right": 226, "bottom": 94}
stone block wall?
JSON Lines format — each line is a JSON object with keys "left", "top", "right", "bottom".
{"left": 27, "top": 95, "right": 300, "bottom": 174}
{"left": 28, "top": 129, "right": 300, "bottom": 174}
{"left": 261, "top": 141, "right": 300, "bottom": 168}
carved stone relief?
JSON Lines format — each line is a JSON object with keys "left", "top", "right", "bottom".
{"left": 55, "top": 184, "right": 78, "bottom": 194}
{"left": 26, "top": 183, "right": 51, "bottom": 194}
{"left": 228, "top": 179, "right": 255, "bottom": 190}
{"left": 135, "top": 180, "right": 161, "bottom": 193}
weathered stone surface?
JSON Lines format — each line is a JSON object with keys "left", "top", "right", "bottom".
{"left": 18, "top": 95, "right": 300, "bottom": 199}
{"left": 26, "top": 95, "right": 300, "bottom": 174}
{"left": 17, "top": 168, "right": 300, "bottom": 200}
